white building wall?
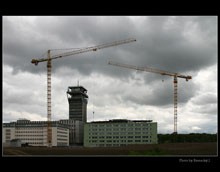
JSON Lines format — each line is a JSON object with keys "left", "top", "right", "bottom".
{"left": 52, "top": 127, "right": 57, "bottom": 146}
{"left": 3, "top": 125, "right": 69, "bottom": 147}
{"left": 3, "top": 128, "right": 15, "bottom": 143}
{"left": 56, "top": 127, "right": 69, "bottom": 146}
{"left": 14, "top": 127, "right": 48, "bottom": 146}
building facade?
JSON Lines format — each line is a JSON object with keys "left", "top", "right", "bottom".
{"left": 67, "top": 86, "right": 88, "bottom": 123}
{"left": 59, "top": 119, "right": 83, "bottom": 145}
{"left": 84, "top": 119, "right": 158, "bottom": 147}
{"left": 3, "top": 119, "right": 69, "bottom": 147}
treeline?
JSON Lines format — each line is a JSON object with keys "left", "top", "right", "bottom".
{"left": 158, "top": 133, "right": 217, "bottom": 143}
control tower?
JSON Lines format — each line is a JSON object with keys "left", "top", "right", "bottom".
{"left": 67, "top": 86, "right": 88, "bottom": 123}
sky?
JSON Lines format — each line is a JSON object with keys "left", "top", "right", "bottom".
{"left": 3, "top": 16, "right": 217, "bottom": 134}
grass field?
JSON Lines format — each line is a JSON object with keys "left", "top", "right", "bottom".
{"left": 3, "top": 142, "right": 217, "bottom": 156}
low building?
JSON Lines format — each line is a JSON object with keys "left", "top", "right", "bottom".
{"left": 3, "top": 119, "right": 69, "bottom": 147}
{"left": 84, "top": 119, "right": 158, "bottom": 147}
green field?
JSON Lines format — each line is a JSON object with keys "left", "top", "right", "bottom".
{"left": 3, "top": 142, "right": 217, "bottom": 156}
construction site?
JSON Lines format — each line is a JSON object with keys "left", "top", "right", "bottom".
{"left": 2, "top": 38, "right": 217, "bottom": 155}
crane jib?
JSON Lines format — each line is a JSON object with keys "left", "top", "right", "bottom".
{"left": 31, "top": 38, "right": 136, "bottom": 65}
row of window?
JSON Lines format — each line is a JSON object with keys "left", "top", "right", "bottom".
{"left": 28, "top": 142, "right": 44, "bottom": 145}
{"left": 89, "top": 140, "right": 151, "bottom": 143}
{"left": 57, "top": 128, "right": 68, "bottom": 131}
{"left": 15, "top": 131, "right": 45, "bottom": 133}
{"left": 89, "top": 124, "right": 152, "bottom": 128}
{"left": 16, "top": 135, "right": 45, "bottom": 137}
{"left": 91, "top": 144, "right": 151, "bottom": 147}
{"left": 15, "top": 129, "right": 45, "bottom": 132}
{"left": 57, "top": 131, "right": 68, "bottom": 134}
{"left": 57, "top": 134, "right": 68, "bottom": 138}
{"left": 57, "top": 138, "right": 68, "bottom": 141}
{"left": 17, "top": 138, "right": 45, "bottom": 141}
{"left": 89, "top": 132, "right": 151, "bottom": 135}
{"left": 89, "top": 128, "right": 152, "bottom": 131}
{"left": 89, "top": 136, "right": 150, "bottom": 139}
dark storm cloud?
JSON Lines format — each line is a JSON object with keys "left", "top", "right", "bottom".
{"left": 34, "top": 16, "right": 135, "bottom": 45}
{"left": 3, "top": 16, "right": 217, "bottom": 78}
{"left": 121, "top": 76, "right": 196, "bottom": 106}
{"left": 3, "top": 16, "right": 217, "bottom": 115}
{"left": 124, "top": 16, "right": 217, "bottom": 73}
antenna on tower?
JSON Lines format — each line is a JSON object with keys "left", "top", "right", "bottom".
{"left": 93, "top": 104, "right": 95, "bottom": 121}
{"left": 77, "top": 80, "right": 79, "bottom": 86}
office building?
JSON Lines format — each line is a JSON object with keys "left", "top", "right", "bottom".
{"left": 84, "top": 119, "right": 158, "bottom": 147}
{"left": 3, "top": 119, "right": 69, "bottom": 147}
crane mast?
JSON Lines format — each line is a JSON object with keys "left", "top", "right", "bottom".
{"left": 108, "top": 60, "right": 192, "bottom": 134}
{"left": 47, "top": 50, "right": 52, "bottom": 146}
{"left": 31, "top": 38, "right": 136, "bottom": 147}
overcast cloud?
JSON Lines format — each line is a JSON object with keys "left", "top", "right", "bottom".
{"left": 3, "top": 16, "right": 217, "bottom": 134}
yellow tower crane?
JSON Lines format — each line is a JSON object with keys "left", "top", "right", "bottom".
{"left": 31, "top": 38, "right": 136, "bottom": 147}
{"left": 108, "top": 60, "right": 192, "bottom": 134}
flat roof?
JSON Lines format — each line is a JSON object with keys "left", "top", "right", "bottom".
{"left": 68, "top": 86, "right": 87, "bottom": 91}
{"left": 88, "top": 119, "right": 153, "bottom": 124}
